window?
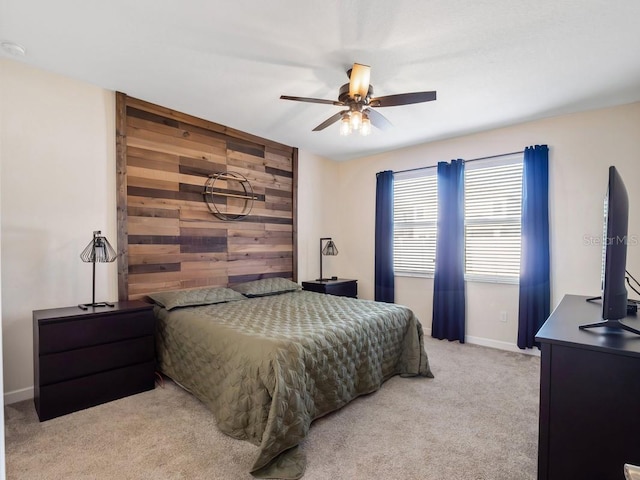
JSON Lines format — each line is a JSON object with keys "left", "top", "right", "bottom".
{"left": 393, "top": 170, "right": 437, "bottom": 275}
{"left": 464, "top": 155, "right": 523, "bottom": 283}
{"left": 392, "top": 153, "right": 523, "bottom": 283}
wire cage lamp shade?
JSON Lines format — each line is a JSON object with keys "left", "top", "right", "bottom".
{"left": 317, "top": 237, "right": 339, "bottom": 281}
{"left": 79, "top": 230, "right": 117, "bottom": 310}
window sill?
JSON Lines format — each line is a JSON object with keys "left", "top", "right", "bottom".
{"left": 464, "top": 274, "right": 519, "bottom": 285}
{"left": 395, "top": 272, "right": 435, "bottom": 280}
{"left": 394, "top": 272, "right": 519, "bottom": 285}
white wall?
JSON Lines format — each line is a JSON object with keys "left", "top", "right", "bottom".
{"left": 1, "top": 58, "right": 116, "bottom": 403}
{"left": 337, "top": 102, "right": 640, "bottom": 350}
{"left": 296, "top": 150, "right": 341, "bottom": 282}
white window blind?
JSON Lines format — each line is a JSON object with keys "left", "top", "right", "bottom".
{"left": 393, "top": 171, "right": 437, "bottom": 275}
{"left": 464, "top": 155, "right": 523, "bottom": 282}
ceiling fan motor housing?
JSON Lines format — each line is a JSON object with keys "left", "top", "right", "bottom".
{"left": 338, "top": 83, "right": 374, "bottom": 104}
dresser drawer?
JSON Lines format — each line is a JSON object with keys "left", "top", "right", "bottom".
{"left": 325, "top": 281, "right": 357, "bottom": 298}
{"left": 302, "top": 279, "right": 358, "bottom": 298}
{"left": 38, "top": 336, "right": 154, "bottom": 385}
{"left": 38, "top": 308, "right": 154, "bottom": 354}
{"left": 35, "top": 361, "right": 155, "bottom": 421}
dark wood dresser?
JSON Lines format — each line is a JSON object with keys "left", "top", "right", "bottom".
{"left": 33, "top": 300, "right": 155, "bottom": 421}
{"left": 301, "top": 278, "right": 358, "bottom": 298}
{"left": 535, "top": 294, "right": 640, "bottom": 479}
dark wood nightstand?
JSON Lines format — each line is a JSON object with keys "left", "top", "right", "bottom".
{"left": 301, "top": 279, "right": 358, "bottom": 298}
{"left": 33, "top": 300, "right": 156, "bottom": 421}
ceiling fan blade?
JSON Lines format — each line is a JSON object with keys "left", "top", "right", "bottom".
{"left": 370, "top": 91, "right": 437, "bottom": 107}
{"left": 312, "top": 111, "right": 347, "bottom": 131}
{"left": 348, "top": 63, "right": 371, "bottom": 99}
{"left": 280, "top": 95, "right": 344, "bottom": 106}
{"left": 366, "top": 108, "right": 393, "bottom": 131}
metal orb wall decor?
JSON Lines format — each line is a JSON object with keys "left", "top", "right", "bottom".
{"left": 203, "top": 171, "right": 256, "bottom": 221}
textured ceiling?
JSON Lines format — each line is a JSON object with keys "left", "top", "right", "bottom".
{"left": 2, "top": 0, "right": 640, "bottom": 161}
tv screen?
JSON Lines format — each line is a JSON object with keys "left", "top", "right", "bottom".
{"left": 601, "top": 165, "right": 629, "bottom": 320}
{"left": 581, "top": 166, "right": 639, "bottom": 335}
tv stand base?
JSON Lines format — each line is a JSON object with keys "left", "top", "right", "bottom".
{"left": 579, "top": 318, "right": 640, "bottom": 335}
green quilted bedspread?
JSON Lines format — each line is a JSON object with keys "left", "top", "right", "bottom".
{"left": 154, "top": 290, "right": 433, "bottom": 479}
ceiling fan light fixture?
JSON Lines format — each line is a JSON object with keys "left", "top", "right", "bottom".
{"left": 350, "top": 110, "right": 362, "bottom": 131}
{"left": 361, "top": 115, "right": 372, "bottom": 136}
{"left": 339, "top": 114, "right": 352, "bottom": 136}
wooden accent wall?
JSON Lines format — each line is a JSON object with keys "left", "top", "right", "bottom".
{"left": 116, "top": 93, "right": 297, "bottom": 300}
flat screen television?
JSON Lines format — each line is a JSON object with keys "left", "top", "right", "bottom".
{"left": 581, "top": 166, "right": 639, "bottom": 334}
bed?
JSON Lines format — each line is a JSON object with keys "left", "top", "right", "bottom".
{"left": 149, "top": 278, "right": 433, "bottom": 479}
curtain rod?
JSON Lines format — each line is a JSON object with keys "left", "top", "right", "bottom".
{"left": 392, "top": 150, "right": 525, "bottom": 175}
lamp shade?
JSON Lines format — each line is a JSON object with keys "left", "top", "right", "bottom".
{"left": 80, "top": 231, "right": 117, "bottom": 263}
{"left": 322, "top": 240, "right": 338, "bottom": 256}
{"left": 78, "top": 231, "right": 117, "bottom": 310}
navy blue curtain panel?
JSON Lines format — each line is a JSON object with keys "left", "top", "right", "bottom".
{"left": 517, "top": 145, "right": 550, "bottom": 349}
{"left": 375, "top": 170, "right": 395, "bottom": 303}
{"left": 432, "top": 160, "right": 466, "bottom": 342}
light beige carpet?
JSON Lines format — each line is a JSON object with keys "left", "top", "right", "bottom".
{"left": 5, "top": 337, "right": 540, "bottom": 479}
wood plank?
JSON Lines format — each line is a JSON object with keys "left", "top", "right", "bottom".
{"left": 228, "top": 251, "right": 293, "bottom": 261}
{"left": 128, "top": 263, "right": 181, "bottom": 274}
{"left": 127, "top": 147, "right": 180, "bottom": 171}
{"left": 228, "top": 263, "right": 291, "bottom": 276}
{"left": 127, "top": 115, "right": 228, "bottom": 156}
{"left": 128, "top": 195, "right": 211, "bottom": 212}
{"left": 228, "top": 272, "right": 293, "bottom": 285}
{"left": 228, "top": 244, "right": 294, "bottom": 253}
{"left": 227, "top": 229, "right": 292, "bottom": 239}
{"left": 179, "top": 276, "right": 230, "bottom": 290}
{"left": 128, "top": 281, "right": 183, "bottom": 296}
{"left": 179, "top": 226, "right": 228, "bottom": 237}
{"left": 127, "top": 217, "right": 181, "bottom": 236}
{"left": 227, "top": 257, "right": 292, "bottom": 268}
{"left": 228, "top": 236, "right": 294, "bottom": 246}
{"left": 129, "top": 252, "right": 226, "bottom": 265}
{"left": 292, "top": 148, "right": 298, "bottom": 282}
{"left": 116, "top": 92, "right": 129, "bottom": 300}
{"left": 127, "top": 165, "right": 216, "bottom": 192}
{"left": 181, "top": 261, "right": 229, "bottom": 272}
{"left": 265, "top": 223, "right": 293, "bottom": 232}
{"left": 127, "top": 206, "right": 180, "bottom": 219}
{"left": 227, "top": 140, "right": 264, "bottom": 158}
{"left": 127, "top": 175, "right": 179, "bottom": 192}
{"left": 265, "top": 202, "right": 293, "bottom": 212}
{"left": 127, "top": 186, "right": 203, "bottom": 204}
{"left": 127, "top": 136, "right": 227, "bottom": 164}
{"left": 127, "top": 124, "right": 226, "bottom": 158}
{"left": 128, "top": 269, "right": 230, "bottom": 283}
{"left": 265, "top": 148, "right": 294, "bottom": 165}
{"left": 128, "top": 244, "right": 181, "bottom": 255}
{"left": 265, "top": 166, "right": 293, "bottom": 179}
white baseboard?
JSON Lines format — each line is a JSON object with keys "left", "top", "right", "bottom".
{"left": 465, "top": 335, "right": 541, "bottom": 356}
{"left": 423, "top": 326, "right": 540, "bottom": 356}
{"left": 4, "top": 386, "right": 33, "bottom": 405}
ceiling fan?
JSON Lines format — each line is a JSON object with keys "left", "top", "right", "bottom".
{"left": 280, "top": 63, "right": 436, "bottom": 136}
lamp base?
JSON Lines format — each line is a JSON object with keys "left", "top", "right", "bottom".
{"left": 78, "top": 301, "right": 115, "bottom": 311}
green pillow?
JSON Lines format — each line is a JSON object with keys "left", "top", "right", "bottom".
{"left": 148, "top": 287, "right": 246, "bottom": 310}
{"left": 230, "top": 277, "right": 301, "bottom": 297}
